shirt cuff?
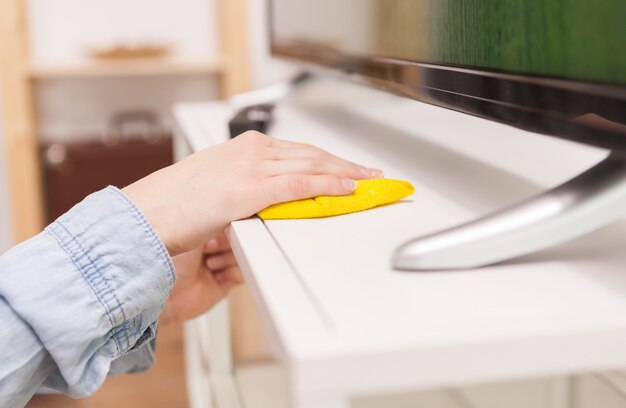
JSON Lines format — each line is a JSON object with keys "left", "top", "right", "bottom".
{"left": 46, "top": 186, "right": 175, "bottom": 356}
{"left": 1, "top": 186, "right": 175, "bottom": 396}
{"left": 109, "top": 336, "right": 157, "bottom": 376}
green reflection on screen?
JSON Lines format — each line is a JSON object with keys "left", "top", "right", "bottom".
{"left": 275, "top": 0, "right": 626, "bottom": 85}
{"left": 427, "top": 0, "right": 626, "bottom": 84}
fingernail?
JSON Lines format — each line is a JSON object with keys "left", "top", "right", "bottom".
{"left": 342, "top": 179, "right": 357, "bottom": 192}
{"left": 371, "top": 168, "right": 384, "bottom": 178}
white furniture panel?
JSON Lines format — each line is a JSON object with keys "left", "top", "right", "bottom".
{"left": 174, "top": 77, "right": 626, "bottom": 408}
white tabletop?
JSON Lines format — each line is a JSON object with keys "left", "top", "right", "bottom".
{"left": 174, "top": 78, "right": 626, "bottom": 403}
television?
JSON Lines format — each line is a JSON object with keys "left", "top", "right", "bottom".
{"left": 269, "top": 0, "right": 626, "bottom": 270}
{"left": 269, "top": 0, "right": 626, "bottom": 152}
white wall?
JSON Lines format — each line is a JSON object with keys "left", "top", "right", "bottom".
{"left": 27, "top": 0, "right": 217, "bottom": 64}
{"left": 247, "top": 0, "right": 296, "bottom": 88}
{"left": 27, "top": 0, "right": 220, "bottom": 141}
{"left": 36, "top": 76, "right": 218, "bottom": 141}
{"left": 27, "top": 0, "right": 296, "bottom": 141}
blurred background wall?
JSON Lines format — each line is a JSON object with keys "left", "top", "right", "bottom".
{"left": 0, "top": 0, "right": 293, "bottom": 250}
{"left": 0, "top": 92, "right": 12, "bottom": 252}
{"left": 28, "top": 0, "right": 292, "bottom": 141}
{"left": 28, "top": 0, "right": 219, "bottom": 140}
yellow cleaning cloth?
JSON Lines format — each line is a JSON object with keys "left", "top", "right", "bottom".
{"left": 258, "top": 179, "right": 415, "bottom": 220}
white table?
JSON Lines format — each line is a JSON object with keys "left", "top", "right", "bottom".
{"left": 173, "top": 78, "right": 626, "bottom": 408}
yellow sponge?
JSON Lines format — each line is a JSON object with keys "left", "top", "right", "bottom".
{"left": 258, "top": 179, "right": 414, "bottom": 220}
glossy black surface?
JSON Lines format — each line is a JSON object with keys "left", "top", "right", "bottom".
{"left": 270, "top": 0, "right": 626, "bottom": 151}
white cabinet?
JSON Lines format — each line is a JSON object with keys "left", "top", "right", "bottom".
{"left": 173, "top": 78, "right": 626, "bottom": 408}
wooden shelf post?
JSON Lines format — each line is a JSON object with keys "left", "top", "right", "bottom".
{"left": 0, "top": 0, "right": 45, "bottom": 243}
{"left": 217, "top": 0, "right": 251, "bottom": 98}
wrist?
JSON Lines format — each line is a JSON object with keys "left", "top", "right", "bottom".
{"left": 122, "top": 180, "right": 182, "bottom": 256}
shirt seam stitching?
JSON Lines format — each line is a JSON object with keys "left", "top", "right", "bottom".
{"left": 45, "top": 226, "right": 124, "bottom": 355}
{"left": 55, "top": 218, "right": 132, "bottom": 352}
{"left": 107, "top": 187, "right": 176, "bottom": 287}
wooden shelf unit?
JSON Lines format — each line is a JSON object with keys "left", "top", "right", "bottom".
{"left": 0, "top": 0, "right": 250, "bottom": 243}
{"left": 26, "top": 58, "right": 228, "bottom": 79}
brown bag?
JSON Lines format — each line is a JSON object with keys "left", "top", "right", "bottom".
{"left": 41, "top": 111, "right": 173, "bottom": 223}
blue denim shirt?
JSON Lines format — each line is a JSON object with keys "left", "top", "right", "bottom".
{"left": 0, "top": 187, "right": 175, "bottom": 407}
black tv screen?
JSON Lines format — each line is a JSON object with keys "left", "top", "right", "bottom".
{"left": 270, "top": 0, "right": 626, "bottom": 151}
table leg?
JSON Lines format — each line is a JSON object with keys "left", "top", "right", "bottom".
{"left": 548, "top": 376, "right": 571, "bottom": 408}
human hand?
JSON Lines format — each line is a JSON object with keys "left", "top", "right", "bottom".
{"left": 123, "top": 131, "right": 381, "bottom": 256}
{"left": 160, "top": 232, "right": 242, "bottom": 326}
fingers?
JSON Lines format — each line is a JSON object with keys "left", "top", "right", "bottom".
{"left": 212, "top": 265, "right": 244, "bottom": 293}
{"left": 204, "top": 233, "right": 231, "bottom": 254}
{"left": 204, "top": 237, "right": 243, "bottom": 293}
{"left": 263, "top": 158, "right": 379, "bottom": 180}
{"left": 260, "top": 174, "right": 357, "bottom": 206}
{"left": 237, "top": 132, "right": 383, "bottom": 183}
{"left": 265, "top": 159, "right": 374, "bottom": 180}
{"left": 265, "top": 145, "right": 381, "bottom": 178}
{"left": 261, "top": 138, "right": 382, "bottom": 178}
{"left": 206, "top": 250, "right": 237, "bottom": 271}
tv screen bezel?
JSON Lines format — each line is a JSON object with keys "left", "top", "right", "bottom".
{"left": 268, "top": 1, "right": 626, "bottom": 152}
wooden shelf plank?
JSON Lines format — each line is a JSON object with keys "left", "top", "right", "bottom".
{"left": 0, "top": 0, "right": 45, "bottom": 243}
{"left": 26, "top": 57, "right": 228, "bottom": 79}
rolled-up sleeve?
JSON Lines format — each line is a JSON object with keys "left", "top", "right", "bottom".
{"left": 0, "top": 187, "right": 175, "bottom": 407}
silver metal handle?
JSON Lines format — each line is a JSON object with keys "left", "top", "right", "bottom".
{"left": 393, "top": 152, "right": 626, "bottom": 270}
